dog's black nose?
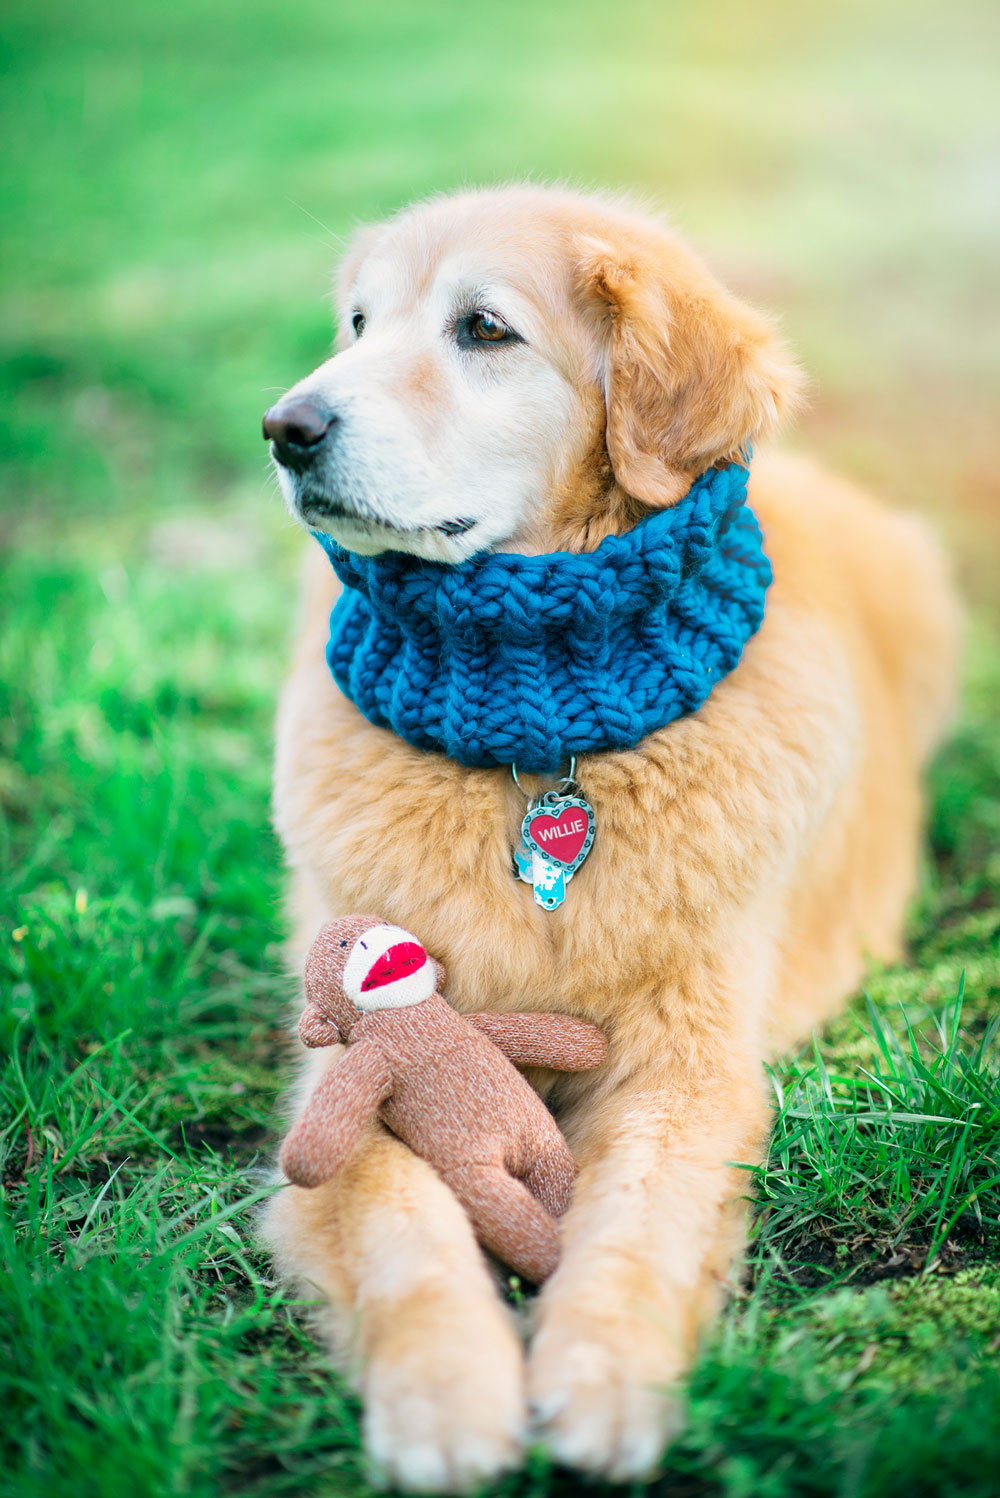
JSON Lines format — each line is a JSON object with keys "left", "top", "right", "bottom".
{"left": 262, "top": 398, "right": 336, "bottom": 467}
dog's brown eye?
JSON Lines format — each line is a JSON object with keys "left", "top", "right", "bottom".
{"left": 454, "top": 310, "right": 523, "bottom": 350}
{"left": 471, "top": 313, "right": 506, "bottom": 342}
{"left": 352, "top": 312, "right": 366, "bottom": 337}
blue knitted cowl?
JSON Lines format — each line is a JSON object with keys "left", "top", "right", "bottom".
{"left": 313, "top": 461, "right": 770, "bottom": 773}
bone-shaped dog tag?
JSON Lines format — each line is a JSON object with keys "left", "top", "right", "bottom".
{"left": 531, "top": 851, "right": 566, "bottom": 910}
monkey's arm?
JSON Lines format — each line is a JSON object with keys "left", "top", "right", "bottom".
{"left": 299, "top": 1001, "right": 341, "bottom": 1047}
{"left": 464, "top": 1012, "right": 608, "bottom": 1072}
{"left": 279, "top": 1042, "right": 392, "bottom": 1188}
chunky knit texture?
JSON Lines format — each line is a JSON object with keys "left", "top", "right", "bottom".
{"left": 314, "top": 460, "right": 769, "bottom": 772}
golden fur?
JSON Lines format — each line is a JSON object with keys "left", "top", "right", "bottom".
{"left": 260, "top": 187, "right": 960, "bottom": 1493}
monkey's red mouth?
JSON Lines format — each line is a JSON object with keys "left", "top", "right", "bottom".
{"left": 361, "top": 941, "right": 427, "bottom": 991}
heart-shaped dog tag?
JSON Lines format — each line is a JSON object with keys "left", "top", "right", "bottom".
{"left": 521, "top": 795, "right": 595, "bottom": 877}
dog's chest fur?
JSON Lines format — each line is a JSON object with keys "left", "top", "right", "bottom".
{"left": 274, "top": 589, "right": 848, "bottom": 1068}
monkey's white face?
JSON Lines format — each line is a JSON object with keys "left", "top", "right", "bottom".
{"left": 342, "top": 924, "right": 436, "bottom": 1011}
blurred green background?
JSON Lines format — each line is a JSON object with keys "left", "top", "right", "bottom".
{"left": 2, "top": 0, "right": 998, "bottom": 578}
{"left": 2, "top": 2, "right": 999, "bottom": 1496}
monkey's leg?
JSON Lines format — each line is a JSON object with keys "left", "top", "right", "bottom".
{"left": 443, "top": 1162, "right": 562, "bottom": 1286}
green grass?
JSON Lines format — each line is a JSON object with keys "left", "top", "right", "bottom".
{"left": 2, "top": 0, "right": 999, "bottom": 1494}
{"left": 751, "top": 991, "right": 1000, "bottom": 1284}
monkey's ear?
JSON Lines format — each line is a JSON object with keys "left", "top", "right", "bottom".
{"left": 576, "top": 226, "right": 804, "bottom": 506}
{"left": 298, "top": 1003, "right": 341, "bottom": 1049}
{"left": 431, "top": 958, "right": 446, "bottom": 992}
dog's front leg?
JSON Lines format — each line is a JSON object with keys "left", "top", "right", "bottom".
{"left": 261, "top": 1126, "right": 525, "bottom": 1493}
{"left": 527, "top": 1048, "right": 770, "bottom": 1481}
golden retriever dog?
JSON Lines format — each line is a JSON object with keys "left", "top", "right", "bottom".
{"left": 259, "top": 185, "right": 959, "bottom": 1492}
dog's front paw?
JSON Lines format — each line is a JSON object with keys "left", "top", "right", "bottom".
{"left": 363, "top": 1294, "right": 526, "bottom": 1493}
{"left": 527, "top": 1305, "right": 687, "bottom": 1481}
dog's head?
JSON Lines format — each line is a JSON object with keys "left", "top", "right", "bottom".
{"left": 264, "top": 186, "right": 803, "bottom": 559}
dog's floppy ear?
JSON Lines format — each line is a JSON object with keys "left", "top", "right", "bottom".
{"left": 576, "top": 227, "right": 804, "bottom": 507}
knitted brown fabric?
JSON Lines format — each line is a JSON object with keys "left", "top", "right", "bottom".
{"left": 279, "top": 915, "right": 609, "bottom": 1283}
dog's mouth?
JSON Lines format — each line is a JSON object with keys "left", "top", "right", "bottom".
{"left": 297, "top": 493, "right": 373, "bottom": 526}
{"left": 297, "top": 490, "right": 477, "bottom": 542}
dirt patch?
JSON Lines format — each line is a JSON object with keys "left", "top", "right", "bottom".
{"left": 752, "top": 1215, "right": 998, "bottom": 1292}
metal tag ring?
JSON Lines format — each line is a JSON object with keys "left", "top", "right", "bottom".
{"left": 511, "top": 756, "right": 577, "bottom": 800}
